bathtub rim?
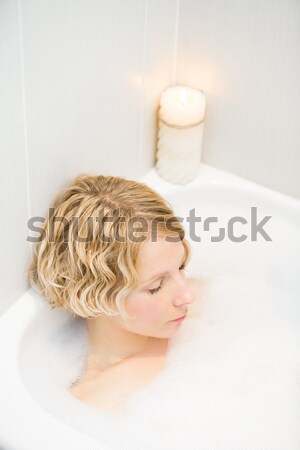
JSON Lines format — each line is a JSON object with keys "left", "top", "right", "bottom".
{"left": 0, "top": 290, "right": 114, "bottom": 450}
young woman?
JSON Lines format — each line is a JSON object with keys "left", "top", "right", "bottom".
{"left": 28, "top": 174, "right": 196, "bottom": 412}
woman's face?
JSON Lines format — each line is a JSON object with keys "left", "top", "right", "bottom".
{"left": 121, "top": 235, "right": 196, "bottom": 338}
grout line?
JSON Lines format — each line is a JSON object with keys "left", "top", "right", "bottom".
{"left": 172, "top": 0, "right": 180, "bottom": 86}
{"left": 138, "top": 0, "right": 148, "bottom": 176}
{"left": 17, "top": 0, "right": 32, "bottom": 256}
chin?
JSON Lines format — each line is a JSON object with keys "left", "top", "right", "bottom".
{"left": 153, "top": 326, "right": 180, "bottom": 339}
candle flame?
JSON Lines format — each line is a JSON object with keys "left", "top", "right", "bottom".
{"left": 180, "top": 88, "right": 187, "bottom": 105}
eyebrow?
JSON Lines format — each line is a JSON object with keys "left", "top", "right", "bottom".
{"left": 140, "top": 252, "right": 186, "bottom": 286}
{"left": 141, "top": 272, "right": 168, "bottom": 286}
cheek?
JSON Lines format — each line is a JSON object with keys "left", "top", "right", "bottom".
{"left": 126, "top": 294, "right": 166, "bottom": 323}
{"left": 143, "top": 302, "right": 165, "bottom": 322}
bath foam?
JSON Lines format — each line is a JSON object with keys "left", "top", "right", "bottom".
{"left": 19, "top": 273, "right": 300, "bottom": 450}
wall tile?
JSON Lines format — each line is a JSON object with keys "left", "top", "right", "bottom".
{"left": 177, "top": 0, "right": 300, "bottom": 199}
{"left": 21, "top": 0, "right": 85, "bottom": 218}
{"left": 67, "top": 0, "right": 147, "bottom": 180}
{"left": 139, "top": 0, "right": 180, "bottom": 175}
{"left": 0, "top": 0, "right": 30, "bottom": 315}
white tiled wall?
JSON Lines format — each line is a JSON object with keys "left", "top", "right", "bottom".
{"left": 1, "top": 0, "right": 299, "bottom": 314}
{"left": 177, "top": 0, "right": 300, "bottom": 200}
{"left": 0, "top": 0, "right": 30, "bottom": 315}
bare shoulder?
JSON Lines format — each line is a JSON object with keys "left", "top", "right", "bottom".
{"left": 69, "top": 367, "right": 131, "bottom": 412}
{"left": 69, "top": 340, "right": 169, "bottom": 412}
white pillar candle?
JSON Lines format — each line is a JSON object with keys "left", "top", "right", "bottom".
{"left": 156, "top": 85, "right": 206, "bottom": 184}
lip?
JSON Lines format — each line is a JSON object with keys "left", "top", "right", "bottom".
{"left": 170, "top": 314, "right": 187, "bottom": 322}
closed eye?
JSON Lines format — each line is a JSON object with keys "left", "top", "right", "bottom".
{"left": 149, "top": 281, "right": 164, "bottom": 295}
{"left": 148, "top": 263, "right": 186, "bottom": 295}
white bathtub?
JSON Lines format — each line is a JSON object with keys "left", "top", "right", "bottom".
{"left": 0, "top": 163, "right": 299, "bottom": 450}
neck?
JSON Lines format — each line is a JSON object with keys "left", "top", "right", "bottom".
{"left": 85, "top": 315, "right": 156, "bottom": 372}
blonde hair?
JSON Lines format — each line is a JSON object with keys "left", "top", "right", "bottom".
{"left": 28, "top": 174, "right": 191, "bottom": 320}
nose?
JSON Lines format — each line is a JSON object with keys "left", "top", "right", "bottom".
{"left": 173, "top": 277, "right": 196, "bottom": 307}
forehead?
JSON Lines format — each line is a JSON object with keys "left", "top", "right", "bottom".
{"left": 135, "top": 237, "right": 185, "bottom": 281}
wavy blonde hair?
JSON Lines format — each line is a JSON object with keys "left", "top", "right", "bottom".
{"left": 28, "top": 174, "right": 191, "bottom": 320}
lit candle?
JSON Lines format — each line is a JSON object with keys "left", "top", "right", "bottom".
{"left": 156, "top": 85, "right": 206, "bottom": 184}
